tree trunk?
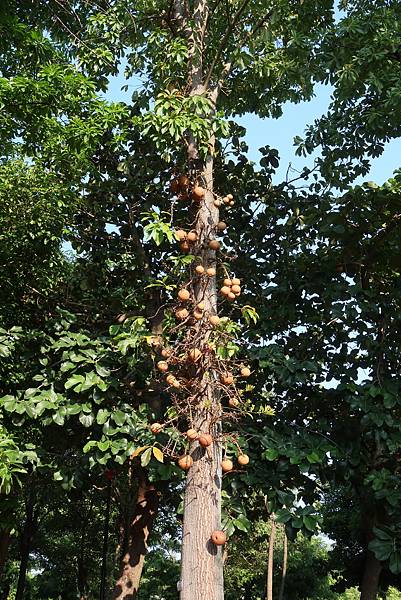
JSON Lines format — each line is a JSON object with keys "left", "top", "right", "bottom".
{"left": 77, "top": 528, "right": 88, "bottom": 600}
{"left": 179, "top": 139, "right": 224, "bottom": 600}
{"left": 266, "top": 514, "right": 276, "bottom": 600}
{"left": 15, "top": 493, "right": 36, "bottom": 600}
{"left": 278, "top": 529, "right": 287, "bottom": 600}
{"left": 360, "top": 551, "right": 382, "bottom": 600}
{"left": 0, "top": 530, "right": 11, "bottom": 576}
{"left": 100, "top": 480, "right": 112, "bottom": 600}
{"left": 112, "top": 477, "right": 159, "bottom": 600}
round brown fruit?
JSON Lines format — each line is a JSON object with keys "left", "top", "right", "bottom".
{"left": 238, "top": 454, "right": 250, "bottom": 466}
{"left": 178, "top": 289, "right": 190, "bottom": 302}
{"left": 178, "top": 455, "right": 193, "bottom": 470}
{"left": 176, "top": 308, "right": 189, "bottom": 321}
{"left": 209, "top": 315, "right": 220, "bottom": 326}
{"left": 171, "top": 378, "right": 181, "bottom": 389}
{"left": 166, "top": 374, "right": 175, "bottom": 385}
{"left": 227, "top": 194, "right": 233, "bottom": 200}
{"left": 220, "top": 373, "right": 234, "bottom": 385}
{"left": 178, "top": 175, "right": 190, "bottom": 190}
{"left": 214, "top": 199, "right": 222, "bottom": 207}
{"left": 206, "top": 267, "right": 216, "bottom": 277}
{"left": 195, "top": 265, "right": 205, "bottom": 275}
{"left": 157, "top": 361, "right": 169, "bottom": 372}
{"left": 170, "top": 179, "right": 180, "bottom": 194}
{"left": 175, "top": 229, "right": 187, "bottom": 241}
{"left": 223, "top": 278, "right": 232, "bottom": 287}
{"left": 228, "top": 397, "right": 239, "bottom": 408}
{"left": 209, "top": 239, "right": 220, "bottom": 251}
{"left": 211, "top": 530, "right": 227, "bottom": 546}
{"left": 198, "top": 433, "right": 213, "bottom": 447}
{"left": 231, "top": 277, "right": 240, "bottom": 286}
{"left": 223, "top": 196, "right": 230, "bottom": 205}
{"left": 227, "top": 291, "right": 236, "bottom": 301}
{"left": 161, "top": 348, "right": 171, "bottom": 359}
{"left": 197, "top": 302, "right": 205, "bottom": 311}
{"left": 217, "top": 221, "right": 227, "bottom": 231}
{"left": 186, "top": 428, "right": 198, "bottom": 441}
{"left": 240, "top": 367, "right": 251, "bottom": 377}
{"left": 180, "top": 241, "right": 190, "bottom": 253}
{"left": 192, "top": 185, "right": 206, "bottom": 201}
{"left": 188, "top": 348, "right": 202, "bottom": 362}
{"left": 220, "top": 286, "right": 231, "bottom": 296}
{"left": 229, "top": 200, "right": 235, "bottom": 207}
{"left": 150, "top": 423, "right": 163, "bottom": 434}
{"left": 231, "top": 284, "right": 241, "bottom": 294}
{"left": 193, "top": 309, "right": 203, "bottom": 321}
{"left": 221, "top": 458, "right": 234, "bottom": 473}
{"left": 187, "top": 230, "right": 198, "bottom": 242}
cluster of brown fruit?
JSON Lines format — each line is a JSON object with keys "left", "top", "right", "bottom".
{"left": 170, "top": 174, "right": 206, "bottom": 204}
{"left": 219, "top": 276, "right": 241, "bottom": 301}
{"left": 175, "top": 228, "right": 198, "bottom": 253}
{"left": 173, "top": 287, "right": 221, "bottom": 327}
{"left": 213, "top": 193, "right": 234, "bottom": 208}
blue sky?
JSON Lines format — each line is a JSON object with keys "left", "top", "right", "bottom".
{"left": 106, "top": 73, "right": 401, "bottom": 187}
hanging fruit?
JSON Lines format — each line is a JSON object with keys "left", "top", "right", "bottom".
{"left": 157, "top": 361, "right": 169, "bottom": 372}
{"left": 211, "top": 531, "right": 227, "bottom": 546}
{"left": 178, "top": 289, "right": 190, "bottom": 301}
{"left": 221, "top": 458, "right": 234, "bottom": 473}
{"left": 176, "top": 308, "right": 189, "bottom": 320}
{"left": 192, "top": 185, "right": 206, "bottom": 201}
{"left": 238, "top": 454, "right": 250, "bottom": 466}
{"left": 175, "top": 229, "right": 187, "bottom": 241}
{"left": 198, "top": 433, "right": 213, "bottom": 447}
{"left": 150, "top": 423, "right": 163, "bottom": 434}
{"left": 209, "top": 239, "right": 220, "bottom": 251}
{"left": 220, "top": 372, "right": 234, "bottom": 385}
{"left": 195, "top": 264, "right": 205, "bottom": 274}
{"left": 178, "top": 455, "right": 193, "bottom": 470}
{"left": 178, "top": 175, "right": 190, "bottom": 191}
{"left": 180, "top": 241, "right": 190, "bottom": 253}
{"left": 186, "top": 428, "right": 199, "bottom": 441}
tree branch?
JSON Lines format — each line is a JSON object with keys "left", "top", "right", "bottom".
{"left": 203, "top": 0, "right": 253, "bottom": 91}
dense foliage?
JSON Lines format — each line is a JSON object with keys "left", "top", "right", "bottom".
{"left": 1, "top": 0, "right": 401, "bottom": 598}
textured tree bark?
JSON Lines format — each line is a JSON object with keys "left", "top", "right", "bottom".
{"left": 266, "top": 514, "right": 276, "bottom": 600}
{"left": 278, "top": 529, "right": 287, "bottom": 600}
{"left": 112, "top": 477, "right": 159, "bottom": 600}
{"left": 179, "top": 145, "right": 223, "bottom": 600}
{"left": 176, "top": 0, "right": 224, "bottom": 597}
{"left": 360, "top": 551, "right": 382, "bottom": 600}
{"left": 0, "top": 530, "right": 11, "bottom": 576}
{"left": 15, "top": 494, "right": 36, "bottom": 600}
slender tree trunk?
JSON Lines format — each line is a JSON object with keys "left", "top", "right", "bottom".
{"left": 100, "top": 480, "right": 112, "bottom": 600}
{"left": 15, "top": 494, "right": 36, "bottom": 600}
{"left": 266, "top": 514, "right": 276, "bottom": 600}
{"left": 179, "top": 144, "right": 224, "bottom": 600}
{"left": 360, "top": 551, "right": 382, "bottom": 600}
{"left": 0, "top": 530, "right": 11, "bottom": 576}
{"left": 112, "top": 477, "right": 159, "bottom": 600}
{"left": 77, "top": 527, "right": 88, "bottom": 600}
{"left": 278, "top": 529, "right": 287, "bottom": 600}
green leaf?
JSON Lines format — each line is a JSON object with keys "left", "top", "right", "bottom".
{"left": 141, "top": 447, "right": 152, "bottom": 467}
